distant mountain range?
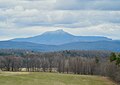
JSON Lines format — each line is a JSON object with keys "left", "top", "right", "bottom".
{"left": 11, "top": 30, "right": 112, "bottom": 45}
{"left": 0, "top": 29, "right": 120, "bottom": 52}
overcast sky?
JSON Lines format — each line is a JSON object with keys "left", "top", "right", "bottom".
{"left": 0, "top": 0, "right": 120, "bottom": 40}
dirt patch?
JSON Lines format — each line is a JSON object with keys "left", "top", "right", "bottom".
{"left": 100, "top": 77, "right": 117, "bottom": 85}
{"left": 0, "top": 72, "right": 30, "bottom": 76}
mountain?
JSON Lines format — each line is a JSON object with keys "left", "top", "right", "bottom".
{"left": 58, "top": 41, "right": 120, "bottom": 52}
{"left": 0, "top": 41, "right": 57, "bottom": 51}
{"left": 11, "top": 29, "right": 112, "bottom": 45}
{"left": 1, "top": 30, "right": 119, "bottom": 52}
{"left": 0, "top": 40, "right": 120, "bottom": 52}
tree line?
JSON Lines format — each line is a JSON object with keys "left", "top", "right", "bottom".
{"left": 0, "top": 49, "right": 120, "bottom": 83}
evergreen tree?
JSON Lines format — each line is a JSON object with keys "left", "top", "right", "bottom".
{"left": 110, "top": 52, "right": 116, "bottom": 62}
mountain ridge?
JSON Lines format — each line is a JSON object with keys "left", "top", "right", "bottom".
{"left": 0, "top": 40, "right": 120, "bottom": 52}
{"left": 0, "top": 30, "right": 119, "bottom": 52}
{"left": 11, "top": 29, "right": 112, "bottom": 45}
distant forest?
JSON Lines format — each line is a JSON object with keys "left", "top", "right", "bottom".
{"left": 0, "top": 49, "right": 120, "bottom": 84}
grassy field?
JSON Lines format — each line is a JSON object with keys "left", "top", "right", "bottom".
{"left": 0, "top": 72, "right": 116, "bottom": 85}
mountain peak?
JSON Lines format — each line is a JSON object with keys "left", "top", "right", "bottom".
{"left": 52, "top": 29, "right": 65, "bottom": 33}
{"left": 43, "top": 29, "right": 68, "bottom": 35}
{"left": 55, "top": 29, "right": 64, "bottom": 32}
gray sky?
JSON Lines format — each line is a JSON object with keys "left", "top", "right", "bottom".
{"left": 0, "top": 0, "right": 120, "bottom": 40}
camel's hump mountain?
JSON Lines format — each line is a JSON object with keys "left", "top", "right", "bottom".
{"left": 11, "top": 29, "right": 112, "bottom": 45}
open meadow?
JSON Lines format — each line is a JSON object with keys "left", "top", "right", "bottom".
{"left": 0, "top": 72, "right": 116, "bottom": 85}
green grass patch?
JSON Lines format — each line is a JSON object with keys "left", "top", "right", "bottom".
{"left": 0, "top": 72, "right": 116, "bottom": 85}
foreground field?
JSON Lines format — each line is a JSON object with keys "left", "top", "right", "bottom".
{"left": 0, "top": 72, "right": 116, "bottom": 85}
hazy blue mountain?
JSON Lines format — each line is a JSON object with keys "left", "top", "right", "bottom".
{"left": 58, "top": 41, "right": 120, "bottom": 52}
{"left": 11, "top": 29, "right": 112, "bottom": 45}
{"left": 0, "top": 41, "right": 57, "bottom": 51}
{"left": 0, "top": 40, "right": 120, "bottom": 52}
{"left": 1, "top": 30, "right": 119, "bottom": 52}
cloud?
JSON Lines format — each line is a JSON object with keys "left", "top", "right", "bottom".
{"left": 0, "top": 0, "right": 56, "bottom": 10}
{"left": 1, "top": 0, "right": 120, "bottom": 11}
{"left": 64, "top": 23, "right": 120, "bottom": 40}
{"left": 55, "top": 0, "right": 120, "bottom": 11}
{"left": 1, "top": 6, "right": 120, "bottom": 28}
